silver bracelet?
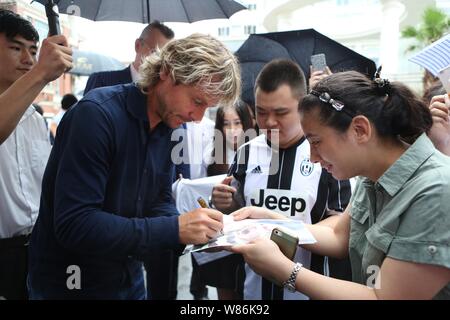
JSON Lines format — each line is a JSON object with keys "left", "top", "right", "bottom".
{"left": 282, "top": 262, "right": 302, "bottom": 292}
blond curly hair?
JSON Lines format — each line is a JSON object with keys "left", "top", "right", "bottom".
{"left": 137, "top": 33, "right": 241, "bottom": 107}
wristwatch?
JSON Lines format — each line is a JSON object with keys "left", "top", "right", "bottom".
{"left": 282, "top": 262, "right": 302, "bottom": 292}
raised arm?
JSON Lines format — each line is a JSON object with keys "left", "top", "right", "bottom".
{"left": 0, "top": 35, "right": 72, "bottom": 144}
{"left": 428, "top": 94, "right": 450, "bottom": 155}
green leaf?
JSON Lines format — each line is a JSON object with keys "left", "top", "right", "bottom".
{"left": 401, "top": 5, "right": 449, "bottom": 52}
{"left": 401, "top": 26, "right": 418, "bottom": 38}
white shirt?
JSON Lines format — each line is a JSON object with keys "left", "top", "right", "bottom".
{"left": 0, "top": 106, "right": 51, "bottom": 238}
{"left": 171, "top": 174, "right": 231, "bottom": 265}
{"left": 186, "top": 118, "right": 215, "bottom": 179}
{"left": 130, "top": 63, "right": 140, "bottom": 82}
{"left": 50, "top": 109, "right": 66, "bottom": 127}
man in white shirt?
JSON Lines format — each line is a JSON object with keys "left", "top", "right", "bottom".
{"left": 0, "top": 9, "right": 70, "bottom": 300}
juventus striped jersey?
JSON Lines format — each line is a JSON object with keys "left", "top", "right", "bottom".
{"left": 228, "top": 134, "right": 351, "bottom": 300}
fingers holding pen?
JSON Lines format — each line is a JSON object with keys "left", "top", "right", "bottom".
{"left": 178, "top": 208, "right": 223, "bottom": 244}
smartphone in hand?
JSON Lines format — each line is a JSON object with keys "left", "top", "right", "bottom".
{"left": 270, "top": 227, "right": 299, "bottom": 261}
{"left": 311, "top": 53, "right": 327, "bottom": 72}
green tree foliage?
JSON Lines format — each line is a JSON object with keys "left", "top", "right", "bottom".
{"left": 401, "top": 6, "right": 449, "bottom": 90}
{"left": 402, "top": 6, "right": 449, "bottom": 52}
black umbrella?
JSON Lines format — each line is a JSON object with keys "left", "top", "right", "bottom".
{"left": 34, "top": 0, "right": 246, "bottom": 33}
{"left": 70, "top": 49, "right": 125, "bottom": 76}
{"left": 235, "top": 29, "right": 377, "bottom": 106}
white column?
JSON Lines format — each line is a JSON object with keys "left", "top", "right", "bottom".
{"left": 379, "top": 0, "right": 405, "bottom": 78}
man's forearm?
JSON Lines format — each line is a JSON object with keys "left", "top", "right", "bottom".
{"left": 0, "top": 67, "right": 47, "bottom": 144}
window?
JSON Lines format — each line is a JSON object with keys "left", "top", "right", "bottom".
{"left": 244, "top": 25, "right": 256, "bottom": 35}
{"left": 218, "top": 27, "right": 230, "bottom": 37}
{"left": 247, "top": 4, "right": 257, "bottom": 10}
{"left": 336, "top": 0, "right": 349, "bottom": 5}
{"left": 34, "top": 19, "right": 49, "bottom": 43}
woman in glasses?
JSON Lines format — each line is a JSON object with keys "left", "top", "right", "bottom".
{"left": 230, "top": 71, "right": 450, "bottom": 299}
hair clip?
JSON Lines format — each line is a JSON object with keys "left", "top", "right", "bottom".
{"left": 310, "top": 90, "right": 345, "bottom": 111}
{"left": 373, "top": 65, "right": 391, "bottom": 95}
{"left": 374, "top": 65, "right": 382, "bottom": 80}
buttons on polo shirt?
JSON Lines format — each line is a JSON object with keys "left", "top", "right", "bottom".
{"left": 427, "top": 245, "right": 437, "bottom": 255}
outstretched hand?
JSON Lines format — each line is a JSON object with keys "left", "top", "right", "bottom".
{"left": 231, "top": 206, "right": 288, "bottom": 221}
{"left": 231, "top": 238, "right": 294, "bottom": 284}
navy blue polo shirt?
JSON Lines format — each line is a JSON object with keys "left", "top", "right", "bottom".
{"left": 28, "top": 84, "right": 182, "bottom": 299}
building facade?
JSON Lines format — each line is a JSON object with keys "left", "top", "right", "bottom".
{"left": 209, "top": 0, "right": 449, "bottom": 93}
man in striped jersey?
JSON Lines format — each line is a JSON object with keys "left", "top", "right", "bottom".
{"left": 211, "top": 59, "right": 351, "bottom": 300}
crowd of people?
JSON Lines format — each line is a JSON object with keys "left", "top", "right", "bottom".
{"left": 0, "top": 7, "right": 449, "bottom": 300}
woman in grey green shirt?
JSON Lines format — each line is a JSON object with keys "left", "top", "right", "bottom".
{"left": 231, "top": 71, "right": 450, "bottom": 299}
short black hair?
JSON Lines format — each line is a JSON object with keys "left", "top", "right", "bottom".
{"left": 61, "top": 94, "right": 78, "bottom": 111}
{"left": 0, "top": 9, "right": 39, "bottom": 42}
{"left": 140, "top": 20, "right": 175, "bottom": 40}
{"left": 255, "top": 59, "right": 307, "bottom": 100}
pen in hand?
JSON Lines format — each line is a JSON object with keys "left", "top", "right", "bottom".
{"left": 197, "top": 197, "right": 224, "bottom": 238}
{"left": 197, "top": 197, "right": 209, "bottom": 209}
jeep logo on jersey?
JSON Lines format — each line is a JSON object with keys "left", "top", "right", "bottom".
{"left": 250, "top": 189, "right": 306, "bottom": 217}
{"left": 300, "top": 158, "right": 314, "bottom": 176}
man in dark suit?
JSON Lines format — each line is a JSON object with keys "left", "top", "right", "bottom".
{"left": 84, "top": 21, "right": 183, "bottom": 301}
{"left": 84, "top": 20, "right": 174, "bottom": 95}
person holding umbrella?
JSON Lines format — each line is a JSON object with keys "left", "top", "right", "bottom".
{"left": 0, "top": 9, "right": 72, "bottom": 300}
{"left": 0, "top": 10, "right": 72, "bottom": 145}
{"left": 231, "top": 71, "right": 450, "bottom": 299}
{"left": 27, "top": 33, "right": 241, "bottom": 299}
{"left": 0, "top": 9, "right": 70, "bottom": 300}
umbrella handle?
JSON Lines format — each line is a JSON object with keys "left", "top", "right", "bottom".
{"left": 45, "top": 0, "right": 61, "bottom": 36}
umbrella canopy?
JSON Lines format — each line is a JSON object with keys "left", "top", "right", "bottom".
{"left": 34, "top": 0, "right": 246, "bottom": 23}
{"left": 235, "top": 29, "right": 377, "bottom": 106}
{"left": 70, "top": 49, "right": 125, "bottom": 76}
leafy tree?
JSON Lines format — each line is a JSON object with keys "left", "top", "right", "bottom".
{"left": 401, "top": 6, "right": 450, "bottom": 90}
